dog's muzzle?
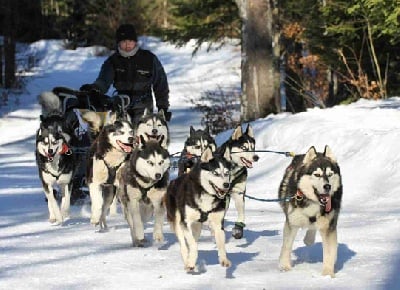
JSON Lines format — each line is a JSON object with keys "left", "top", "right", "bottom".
{"left": 210, "top": 181, "right": 230, "bottom": 199}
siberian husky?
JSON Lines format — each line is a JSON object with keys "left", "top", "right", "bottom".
{"left": 135, "top": 109, "right": 169, "bottom": 149}
{"left": 165, "top": 148, "right": 232, "bottom": 272}
{"left": 216, "top": 124, "right": 259, "bottom": 239}
{"left": 86, "top": 119, "right": 135, "bottom": 227}
{"left": 178, "top": 125, "right": 216, "bottom": 176}
{"left": 36, "top": 92, "right": 75, "bottom": 224}
{"left": 278, "top": 145, "right": 343, "bottom": 277}
{"left": 118, "top": 136, "right": 170, "bottom": 246}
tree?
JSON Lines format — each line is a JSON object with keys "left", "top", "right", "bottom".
{"left": 3, "top": 0, "right": 16, "bottom": 89}
{"left": 164, "top": 0, "right": 279, "bottom": 121}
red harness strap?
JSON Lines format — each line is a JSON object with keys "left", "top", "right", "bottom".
{"left": 59, "top": 143, "right": 71, "bottom": 155}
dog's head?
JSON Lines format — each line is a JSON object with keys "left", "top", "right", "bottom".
{"left": 184, "top": 125, "right": 216, "bottom": 157}
{"left": 199, "top": 148, "right": 231, "bottom": 199}
{"left": 134, "top": 136, "right": 170, "bottom": 181}
{"left": 223, "top": 124, "right": 259, "bottom": 168}
{"left": 136, "top": 109, "right": 169, "bottom": 147}
{"left": 104, "top": 120, "right": 135, "bottom": 153}
{"left": 298, "top": 145, "right": 342, "bottom": 207}
{"left": 36, "top": 115, "right": 70, "bottom": 160}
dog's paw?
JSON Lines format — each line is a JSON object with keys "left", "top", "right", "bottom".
{"left": 219, "top": 258, "right": 231, "bottom": 267}
{"left": 279, "top": 263, "right": 292, "bottom": 272}
{"left": 153, "top": 232, "right": 164, "bottom": 243}
{"left": 184, "top": 264, "right": 197, "bottom": 273}
{"left": 322, "top": 267, "right": 335, "bottom": 278}
{"left": 90, "top": 217, "right": 100, "bottom": 226}
{"left": 232, "top": 222, "right": 245, "bottom": 239}
{"left": 134, "top": 238, "right": 148, "bottom": 247}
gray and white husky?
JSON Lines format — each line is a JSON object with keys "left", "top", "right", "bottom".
{"left": 135, "top": 109, "right": 169, "bottom": 149}
{"left": 165, "top": 148, "right": 232, "bottom": 272}
{"left": 118, "top": 136, "right": 170, "bottom": 246}
{"left": 36, "top": 92, "right": 75, "bottom": 224}
{"left": 86, "top": 119, "right": 135, "bottom": 227}
{"left": 178, "top": 125, "right": 216, "bottom": 176}
{"left": 278, "top": 145, "right": 343, "bottom": 277}
{"left": 216, "top": 124, "right": 259, "bottom": 239}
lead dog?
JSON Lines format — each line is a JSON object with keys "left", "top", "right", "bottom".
{"left": 216, "top": 124, "right": 259, "bottom": 239}
{"left": 118, "top": 136, "right": 170, "bottom": 246}
{"left": 86, "top": 119, "right": 135, "bottom": 227}
{"left": 278, "top": 145, "right": 343, "bottom": 277}
{"left": 165, "top": 148, "right": 231, "bottom": 272}
{"left": 36, "top": 91, "right": 75, "bottom": 224}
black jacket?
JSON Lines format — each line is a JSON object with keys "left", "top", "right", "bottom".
{"left": 94, "top": 48, "right": 169, "bottom": 110}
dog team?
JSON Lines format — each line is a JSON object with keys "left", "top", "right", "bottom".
{"left": 36, "top": 91, "right": 343, "bottom": 277}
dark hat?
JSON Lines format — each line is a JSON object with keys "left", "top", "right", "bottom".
{"left": 116, "top": 24, "right": 137, "bottom": 42}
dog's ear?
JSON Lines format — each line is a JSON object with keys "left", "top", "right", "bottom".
{"left": 143, "top": 108, "right": 151, "bottom": 117}
{"left": 201, "top": 147, "right": 213, "bottom": 162}
{"left": 245, "top": 124, "right": 254, "bottom": 138}
{"left": 323, "top": 145, "right": 336, "bottom": 162}
{"left": 303, "top": 146, "right": 317, "bottom": 164}
{"left": 223, "top": 146, "right": 231, "bottom": 161}
{"left": 231, "top": 125, "right": 243, "bottom": 140}
{"left": 190, "top": 126, "right": 195, "bottom": 136}
{"left": 158, "top": 109, "right": 166, "bottom": 121}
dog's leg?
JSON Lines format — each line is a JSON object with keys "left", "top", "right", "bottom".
{"left": 303, "top": 229, "right": 317, "bottom": 246}
{"left": 209, "top": 212, "right": 231, "bottom": 267}
{"left": 148, "top": 188, "right": 166, "bottom": 243}
{"left": 88, "top": 183, "right": 103, "bottom": 225}
{"left": 126, "top": 186, "right": 146, "bottom": 246}
{"left": 319, "top": 228, "right": 337, "bottom": 277}
{"left": 99, "top": 184, "right": 116, "bottom": 230}
{"left": 43, "top": 182, "right": 63, "bottom": 224}
{"left": 279, "top": 221, "right": 299, "bottom": 271}
{"left": 182, "top": 222, "right": 198, "bottom": 271}
{"left": 109, "top": 195, "right": 118, "bottom": 216}
{"left": 230, "top": 191, "right": 246, "bottom": 239}
{"left": 60, "top": 183, "right": 71, "bottom": 220}
{"left": 173, "top": 214, "right": 189, "bottom": 269}
{"left": 191, "top": 222, "right": 202, "bottom": 242}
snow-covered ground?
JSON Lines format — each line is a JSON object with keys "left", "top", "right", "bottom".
{"left": 0, "top": 38, "right": 399, "bottom": 290}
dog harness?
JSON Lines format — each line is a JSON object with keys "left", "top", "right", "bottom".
{"left": 102, "top": 156, "right": 128, "bottom": 185}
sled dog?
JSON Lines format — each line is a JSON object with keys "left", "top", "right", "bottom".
{"left": 278, "top": 145, "right": 343, "bottom": 277}
{"left": 86, "top": 119, "right": 135, "bottom": 227}
{"left": 165, "top": 148, "right": 231, "bottom": 272}
{"left": 36, "top": 91, "right": 75, "bottom": 224}
{"left": 118, "top": 136, "right": 170, "bottom": 246}
{"left": 216, "top": 124, "right": 259, "bottom": 239}
{"left": 178, "top": 125, "right": 216, "bottom": 176}
{"left": 135, "top": 109, "right": 169, "bottom": 149}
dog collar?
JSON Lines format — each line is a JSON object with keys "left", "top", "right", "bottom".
{"left": 59, "top": 143, "right": 72, "bottom": 155}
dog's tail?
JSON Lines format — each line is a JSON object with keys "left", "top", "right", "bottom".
{"left": 39, "top": 91, "right": 62, "bottom": 117}
{"left": 81, "top": 111, "right": 103, "bottom": 138}
{"left": 164, "top": 180, "right": 177, "bottom": 226}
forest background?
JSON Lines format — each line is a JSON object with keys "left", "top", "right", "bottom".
{"left": 1, "top": 0, "right": 399, "bottom": 122}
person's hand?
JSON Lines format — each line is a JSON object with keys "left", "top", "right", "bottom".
{"left": 80, "top": 83, "right": 100, "bottom": 93}
{"left": 158, "top": 108, "right": 172, "bottom": 121}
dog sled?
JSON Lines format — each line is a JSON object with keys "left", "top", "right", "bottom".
{"left": 51, "top": 86, "right": 130, "bottom": 204}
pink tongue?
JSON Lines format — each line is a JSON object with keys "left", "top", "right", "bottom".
{"left": 117, "top": 141, "right": 132, "bottom": 153}
{"left": 320, "top": 195, "right": 331, "bottom": 212}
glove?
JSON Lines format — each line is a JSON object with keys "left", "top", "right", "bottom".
{"left": 158, "top": 108, "right": 172, "bottom": 121}
{"left": 80, "top": 83, "right": 100, "bottom": 93}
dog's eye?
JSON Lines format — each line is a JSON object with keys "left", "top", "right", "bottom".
{"left": 147, "top": 161, "right": 154, "bottom": 166}
{"left": 212, "top": 171, "right": 220, "bottom": 176}
{"left": 314, "top": 173, "right": 322, "bottom": 177}
{"left": 327, "top": 172, "right": 333, "bottom": 177}
{"left": 194, "top": 146, "right": 201, "bottom": 149}
{"left": 159, "top": 160, "right": 164, "bottom": 165}
{"left": 52, "top": 140, "right": 58, "bottom": 145}
{"left": 240, "top": 145, "right": 248, "bottom": 151}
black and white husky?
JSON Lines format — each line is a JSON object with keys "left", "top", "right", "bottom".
{"left": 135, "top": 109, "right": 169, "bottom": 148}
{"left": 118, "top": 136, "right": 170, "bottom": 246}
{"left": 165, "top": 148, "right": 232, "bottom": 272}
{"left": 178, "top": 125, "right": 216, "bottom": 176}
{"left": 36, "top": 92, "right": 75, "bottom": 224}
{"left": 278, "top": 145, "right": 343, "bottom": 277}
{"left": 216, "top": 124, "right": 259, "bottom": 239}
{"left": 86, "top": 119, "right": 135, "bottom": 227}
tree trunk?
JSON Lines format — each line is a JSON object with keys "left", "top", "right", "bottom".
{"left": 236, "top": 0, "right": 279, "bottom": 121}
{"left": 4, "top": 0, "right": 16, "bottom": 89}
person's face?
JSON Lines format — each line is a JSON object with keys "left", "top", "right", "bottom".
{"left": 119, "top": 39, "right": 136, "bottom": 52}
